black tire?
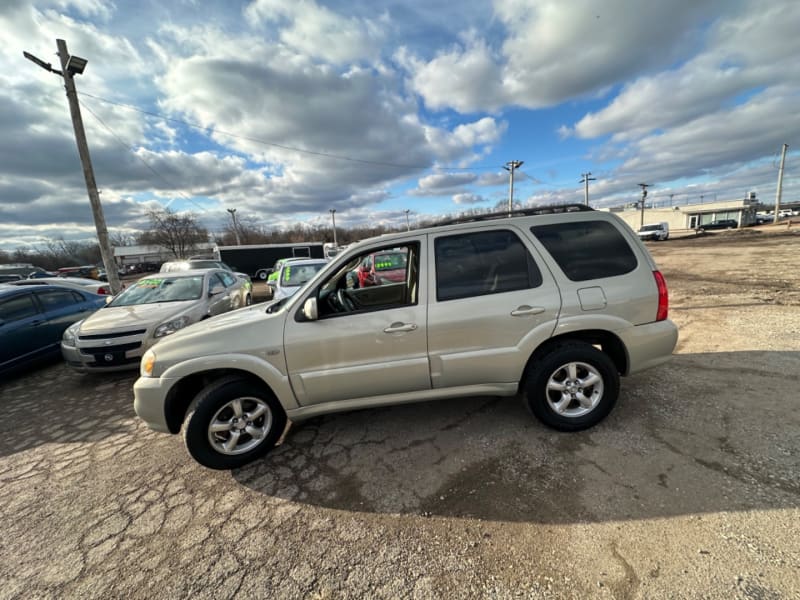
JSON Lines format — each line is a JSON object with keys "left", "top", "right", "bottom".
{"left": 245, "top": 294, "right": 252, "bottom": 306}
{"left": 525, "top": 342, "right": 619, "bottom": 432}
{"left": 256, "top": 270, "right": 268, "bottom": 281}
{"left": 183, "top": 377, "right": 287, "bottom": 470}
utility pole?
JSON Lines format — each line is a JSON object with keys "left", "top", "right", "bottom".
{"left": 24, "top": 40, "right": 122, "bottom": 294}
{"left": 775, "top": 143, "right": 788, "bottom": 222}
{"left": 329, "top": 209, "right": 338, "bottom": 247}
{"left": 503, "top": 160, "right": 524, "bottom": 216}
{"left": 638, "top": 183, "right": 649, "bottom": 230}
{"left": 226, "top": 208, "right": 242, "bottom": 245}
{"left": 580, "top": 172, "right": 596, "bottom": 206}
{"left": 404, "top": 209, "right": 411, "bottom": 231}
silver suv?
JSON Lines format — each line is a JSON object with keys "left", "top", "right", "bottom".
{"left": 134, "top": 205, "right": 678, "bottom": 469}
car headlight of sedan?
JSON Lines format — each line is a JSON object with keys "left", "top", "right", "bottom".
{"left": 62, "top": 321, "right": 82, "bottom": 347}
{"left": 153, "top": 316, "right": 190, "bottom": 338}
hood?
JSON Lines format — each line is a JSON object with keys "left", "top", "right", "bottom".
{"left": 80, "top": 301, "right": 197, "bottom": 333}
{"left": 148, "top": 304, "right": 284, "bottom": 367}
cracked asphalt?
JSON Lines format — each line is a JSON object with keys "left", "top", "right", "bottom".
{"left": 1, "top": 230, "right": 799, "bottom": 599}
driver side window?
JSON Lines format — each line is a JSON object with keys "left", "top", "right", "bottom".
{"left": 317, "top": 243, "right": 419, "bottom": 318}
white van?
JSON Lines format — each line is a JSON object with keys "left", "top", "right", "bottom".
{"left": 637, "top": 222, "right": 669, "bottom": 241}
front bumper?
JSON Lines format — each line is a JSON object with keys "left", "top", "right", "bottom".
{"left": 62, "top": 330, "right": 151, "bottom": 372}
{"left": 133, "top": 375, "right": 177, "bottom": 433}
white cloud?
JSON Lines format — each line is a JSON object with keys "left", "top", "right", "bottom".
{"left": 245, "top": 0, "right": 384, "bottom": 64}
{"left": 453, "top": 193, "right": 484, "bottom": 205}
{"left": 403, "top": 0, "right": 732, "bottom": 113}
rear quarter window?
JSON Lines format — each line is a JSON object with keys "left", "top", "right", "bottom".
{"left": 531, "top": 220, "right": 638, "bottom": 281}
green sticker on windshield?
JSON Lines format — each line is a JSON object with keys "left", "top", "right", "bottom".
{"left": 138, "top": 278, "right": 163, "bottom": 288}
{"left": 283, "top": 267, "right": 291, "bottom": 281}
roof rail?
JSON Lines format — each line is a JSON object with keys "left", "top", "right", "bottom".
{"left": 432, "top": 204, "right": 594, "bottom": 227}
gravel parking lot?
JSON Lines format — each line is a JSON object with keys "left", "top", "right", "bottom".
{"left": 1, "top": 230, "right": 798, "bottom": 599}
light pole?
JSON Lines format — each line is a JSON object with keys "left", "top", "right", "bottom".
{"left": 24, "top": 40, "right": 122, "bottom": 294}
{"left": 580, "top": 172, "right": 596, "bottom": 206}
{"left": 227, "top": 208, "right": 241, "bottom": 245}
{"left": 638, "top": 183, "right": 649, "bottom": 229}
{"left": 404, "top": 209, "right": 411, "bottom": 231}
{"left": 329, "top": 209, "right": 337, "bottom": 247}
{"left": 503, "top": 160, "right": 524, "bottom": 215}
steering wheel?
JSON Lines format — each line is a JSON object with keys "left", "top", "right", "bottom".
{"left": 336, "top": 288, "right": 356, "bottom": 312}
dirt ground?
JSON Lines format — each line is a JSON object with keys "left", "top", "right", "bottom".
{"left": 0, "top": 229, "right": 798, "bottom": 599}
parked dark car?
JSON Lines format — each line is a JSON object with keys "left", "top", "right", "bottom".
{"left": 0, "top": 274, "right": 24, "bottom": 283}
{"left": 0, "top": 284, "right": 106, "bottom": 374}
{"left": 701, "top": 219, "right": 738, "bottom": 231}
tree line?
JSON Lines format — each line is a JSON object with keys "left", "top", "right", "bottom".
{"left": 1, "top": 204, "right": 502, "bottom": 269}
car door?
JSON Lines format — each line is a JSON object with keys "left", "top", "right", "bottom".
{"left": 206, "top": 272, "right": 233, "bottom": 316}
{"left": 0, "top": 291, "right": 47, "bottom": 368}
{"left": 283, "top": 240, "right": 430, "bottom": 407}
{"left": 32, "top": 288, "right": 99, "bottom": 347}
{"left": 426, "top": 227, "right": 561, "bottom": 389}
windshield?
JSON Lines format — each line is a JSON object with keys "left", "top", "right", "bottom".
{"left": 281, "top": 263, "right": 326, "bottom": 287}
{"left": 109, "top": 276, "right": 204, "bottom": 306}
{"left": 374, "top": 252, "right": 407, "bottom": 271}
{"left": 640, "top": 225, "right": 661, "bottom": 231}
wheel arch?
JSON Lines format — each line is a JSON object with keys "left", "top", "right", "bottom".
{"left": 163, "top": 369, "right": 282, "bottom": 434}
{"left": 518, "top": 329, "right": 628, "bottom": 394}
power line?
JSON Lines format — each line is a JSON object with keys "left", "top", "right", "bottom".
{"left": 81, "top": 100, "right": 210, "bottom": 213}
{"left": 79, "top": 91, "right": 502, "bottom": 172}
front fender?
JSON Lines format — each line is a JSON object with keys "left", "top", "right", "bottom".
{"left": 160, "top": 353, "right": 299, "bottom": 411}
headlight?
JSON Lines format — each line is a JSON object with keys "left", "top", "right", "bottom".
{"left": 153, "top": 316, "right": 190, "bottom": 338}
{"left": 62, "top": 321, "right": 82, "bottom": 347}
{"left": 141, "top": 349, "right": 156, "bottom": 377}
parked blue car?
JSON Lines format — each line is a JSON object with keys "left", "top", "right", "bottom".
{"left": 0, "top": 284, "right": 106, "bottom": 374}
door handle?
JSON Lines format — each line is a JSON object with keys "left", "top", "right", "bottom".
{"left": 510, "top": 305, "right": 546, "bottom": 317}
{"left": 383, "top": 322, "right": 417, "bottom": 333}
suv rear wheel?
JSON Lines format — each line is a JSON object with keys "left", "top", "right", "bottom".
{"left": 183, "top": 377, "right": 287, "bottom": 470}
{"left": 526, "top": 342, "right": 619, "bottom": 431}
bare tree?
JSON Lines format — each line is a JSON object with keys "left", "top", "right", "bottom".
{"left": 142, "top": 208, "right": 209, "bottom": 258}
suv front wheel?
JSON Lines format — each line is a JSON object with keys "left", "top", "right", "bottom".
{"left": 183, "top": 377, "right": 287, "bottom": 470}
{"left": 526, "top": 342, "right": 619, "bottom": 431}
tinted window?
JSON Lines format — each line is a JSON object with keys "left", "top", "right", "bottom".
{"left": 35, "top": 289, "right": 81, "bottom": 311}
{"left": 0, "top": 294, "right": 39, "bottom": 321}
{"left": 435, "top": 230, "right": 542, "bottom": 302}
{"left": 531, "top": 220, "right": 637, "bottom": 281}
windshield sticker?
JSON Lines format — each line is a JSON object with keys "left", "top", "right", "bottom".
{"left": 137, "top": 278, "right": 164, "bottom": 288}
{"left": 283, "top": 267, "right": 291, "bottom": 281}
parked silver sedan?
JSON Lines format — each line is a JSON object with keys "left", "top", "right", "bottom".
{"left": 61, "top": 269, "right": 250, "bottom": 372}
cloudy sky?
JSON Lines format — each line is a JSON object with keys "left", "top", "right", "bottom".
{"left": 0, "top": 0, "right": 798, "bottom": 250}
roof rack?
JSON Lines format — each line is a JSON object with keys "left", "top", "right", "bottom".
{"left": 432, "top": 204, "right": 594, "bottom": 227}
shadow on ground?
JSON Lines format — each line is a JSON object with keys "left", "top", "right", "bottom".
{"left": 233, "top": 351, "right": 800, "bottom": 524}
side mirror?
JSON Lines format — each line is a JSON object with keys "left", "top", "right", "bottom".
{"left": 209, "top": 284, "right": 225, "bottom": 296}
{"left": 303, "top": 297, "right": 318, "bottom": 321}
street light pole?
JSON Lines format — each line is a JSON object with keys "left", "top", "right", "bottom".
{"left": 503, "top": 160, "right": 524, "bottom": 216}
{"left": 227, "top": 208, "right": 241, "bottom": 245}
{"left": 638, "top": 183, "right": 649, "bottom": 230}
{"left": 580, "top": 172, "right": 596, "bottom": 206}
{"left": 404, "top": 209, "right": 411, "bottom": 231}
{"left": 25, "top": 40, "right": 122, "bottom": 294}
{"left": 329, "top": 209, "right": 337, "bottom": 247}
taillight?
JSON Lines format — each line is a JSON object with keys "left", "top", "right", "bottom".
{"left": 97, "top": 287, "right": 109, "bottom": 295}
{"left": 653, "top": 270, "right": 668, "bottom": 321}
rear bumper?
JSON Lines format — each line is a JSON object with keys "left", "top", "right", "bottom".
{"left": 620, "top": 319, "right": 679, "bottom": 375}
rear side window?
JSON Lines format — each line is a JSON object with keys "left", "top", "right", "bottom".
{"left": 35, "top": 289, "right": 82, "bottom": 310}
{"left": 0, "top": 294, "right": 39, "bottom": 321}
{"left": 435, "top": 230, "right": 542, "bottom": 301}
{"left": 531, "top": 220, "right": 638, "bottom": 281}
